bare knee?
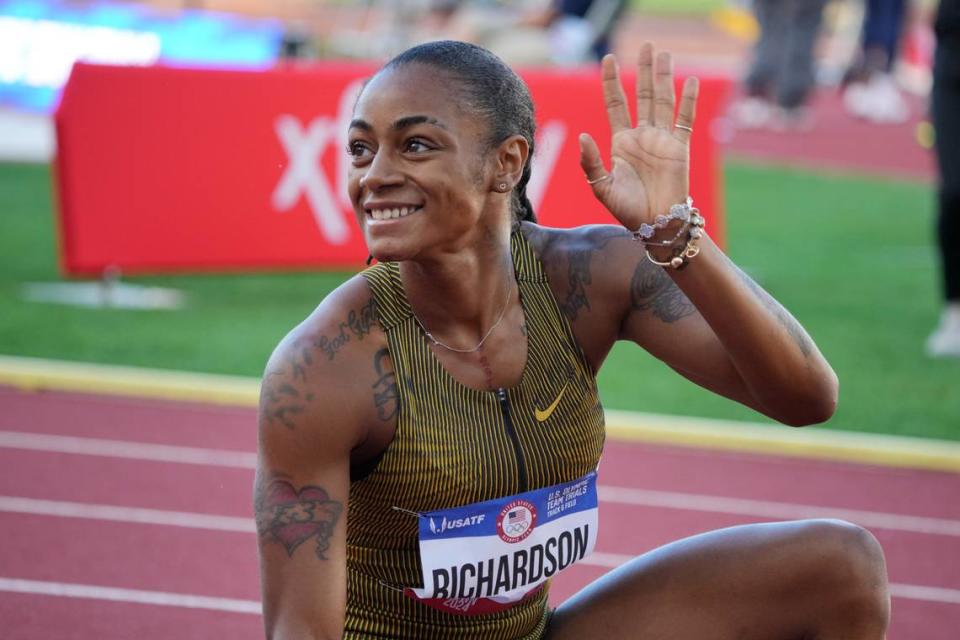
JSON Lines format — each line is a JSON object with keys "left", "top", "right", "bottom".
{"left": 797, "top": 519, "right": 890, "bottom": 637}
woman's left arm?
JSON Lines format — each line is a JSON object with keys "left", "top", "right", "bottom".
{"left": 578, "top": 44, "right": 837, "bottom": 426}
{"left": 623, "top": 233, "right": 838, "bottom": 426}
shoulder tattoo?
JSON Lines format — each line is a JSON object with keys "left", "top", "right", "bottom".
{"left": 261, "top": 338, "right": 316, "bottom": 430}
{"left": 557, "top": 228, "right": 623, "bottom": 322}
{"left": 315, "top": 297, "right": 377, "bottom": 361}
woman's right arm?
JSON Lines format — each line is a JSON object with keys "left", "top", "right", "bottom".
{"left": 255, "top": 282, "right": 384, "bottom": 639}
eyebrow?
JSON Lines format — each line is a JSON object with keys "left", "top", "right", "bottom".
{"left": 348, "top": 115, "right": 448, "bottom": 132}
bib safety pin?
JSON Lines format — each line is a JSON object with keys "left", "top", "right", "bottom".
{"left": 391, "top": 506, "right": 424, "bottom": 518}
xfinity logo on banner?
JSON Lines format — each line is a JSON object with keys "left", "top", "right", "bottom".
{"left": 272, "top": 114, "right": 349, "bottom": 245}
{"left": 272, "top": 83, "right": 567, "bottom": 245}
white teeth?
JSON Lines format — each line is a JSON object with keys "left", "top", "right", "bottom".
{"left": 368, "top": 206, "right": 419, "bottom": 220}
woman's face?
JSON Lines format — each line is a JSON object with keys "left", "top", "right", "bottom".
{"left": 347, "top": 64, "right": 498, "bottom": 262}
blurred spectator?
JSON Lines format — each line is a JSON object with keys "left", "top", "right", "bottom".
{"left": 279, "top": 25, "right": 316, "bottom": 62}
{"left": 439, "top": 0, "right": 627, "bottom": 66}
{"left": 731, "top": 0, "right": 830, "bottom": 131}
{"left": 927, "top": 0, "right": 960, "bottom": 357}
{"left": 517, "top": 0, "right": 628, "bottom": 62}
{"left": 842, "top": 0, "right": 910, "bottom": 123}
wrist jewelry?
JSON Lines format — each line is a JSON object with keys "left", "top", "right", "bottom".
{"left": 634, "top": 198, "right": 706, "bottom": 270}
{"left": 632, "top": 197, "right": 695, "bottom": 242}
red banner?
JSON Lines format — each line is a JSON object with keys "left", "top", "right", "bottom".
{"left": 54, "top": 62, "right": 729, "bottom": 276}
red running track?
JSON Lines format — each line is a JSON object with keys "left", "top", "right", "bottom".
{"left": 1, "top": 386, "right": 958, "bottom": 639}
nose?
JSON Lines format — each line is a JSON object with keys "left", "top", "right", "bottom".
{"left": 359, "top": 149, "right": 404, "bottom": 192}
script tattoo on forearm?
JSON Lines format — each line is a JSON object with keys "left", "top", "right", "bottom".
{"left": 255, "top": 476, "right": 343, "bottom": 560}
{"left": 372, "top": 348, "right": 398, "bottom": 421}
{"left": 315, "top": 298, "right": 377, "bottom": 361}
{"left": 736, "top": 268, "right": 814, "bottom": 357}
{"left": 629, "top": 260, "right": 696, "bottom": 323}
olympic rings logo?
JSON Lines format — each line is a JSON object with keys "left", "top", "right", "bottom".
{"left": 504, "top": 522, "right": 530, "bottom": 535}
{"left": 496, "top": 500, "right": 537, "bottom": 543}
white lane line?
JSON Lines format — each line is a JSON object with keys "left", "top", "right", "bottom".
{"left": 0, "top": 496, "right": 254, "bottom": 533}
{"left": 3, "top": 431, "right": 959, "bottom": 538}
{"left": 577, "top": 554, "right": 960, "bottom": 605}
{"left": 889, "top": 584, "right": 960, "bottom": 605}
{"left": 598, "top": 486, "right": 960, "bottom": 538}
{"left": 0, "top": 578, "right": 261, "bottom": 614}
{"left": 0, "top": 431, "right": 256, "bottom": 468}
{"left": 2, "top": 574, "right": 957, "bottom": 611}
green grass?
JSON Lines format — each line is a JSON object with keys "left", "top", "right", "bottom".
{"left": 630, "top": 0, "right": 726, "bottom": 16}
{"left": 1, "top": 162, "right": 957, "bottom": 440}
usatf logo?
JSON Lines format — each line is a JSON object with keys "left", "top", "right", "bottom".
{"left": 496, "top": 499, "right": 537, "bottom": 543}
{"left": 429, "top": 514, "right": 485, "bottom": 535}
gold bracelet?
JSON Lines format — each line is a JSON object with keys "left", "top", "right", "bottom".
{"left": 645, "top": 216, "right": 705, "bottom": 270}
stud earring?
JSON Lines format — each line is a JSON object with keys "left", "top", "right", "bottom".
{"left": 498, "top": 182, "right": 508, "bottom": 192}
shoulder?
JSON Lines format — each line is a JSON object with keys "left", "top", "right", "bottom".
{"left": 519, "top": 221, "right": 651, "bottom": 370}
{"left": 519, "top": 220, "right": 632, "bottom": 263}
{"left": 519, "top": 220, "right": 644, "bottom": 314}
{"left": 267, "top": 273, "right": 379, "bottom": 376}
{"left": 259, "top": 274, "right": 387, "bottom": 454}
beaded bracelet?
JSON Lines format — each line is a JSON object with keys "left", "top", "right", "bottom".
{"left": 635, "top": 199, "right": 706, "bottom": 270}
{"left": 632, "top": 197, "right": 695, "bottom": 242}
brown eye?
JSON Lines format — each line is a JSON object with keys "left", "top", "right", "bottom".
{"left": 404, "top": 137, "right": 432, "bottom": 153}
{"left": 347, "top": 141, "right": 372, "bottom": 159}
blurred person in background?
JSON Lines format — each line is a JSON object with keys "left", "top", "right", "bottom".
{"left": 436, "top": 0, "right": 626, "bottom": 65}
{"left": 927, "top": 0, "right": 960, "bottom": 357}
{"left": 842, "top": 0, "right": 911, "bottom": 123}
{"left": 731, "top": 0, "right": 830, "bottom": 130}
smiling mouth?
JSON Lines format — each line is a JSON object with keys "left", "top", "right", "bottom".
{"left": 366, "top": 205, "right": 423, "bottom": 221}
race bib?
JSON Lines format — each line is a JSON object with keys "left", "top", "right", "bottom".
{"left": 404, "top": 471, "right": 598, "bottom": 616}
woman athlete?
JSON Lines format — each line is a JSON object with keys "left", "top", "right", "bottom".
{"left": 255, "top": 41, "right": 890, "bottom": 639}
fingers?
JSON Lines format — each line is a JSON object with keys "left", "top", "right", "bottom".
{"left": 601, "top": 54, "right": 631, "bottom": 134}
{"left": 674, "top": 75, "right": 699, "bottom": 143}
{"left": 602, "top": 45, "right": 699, "bottom": 143}
{"left": 578, "top": 133, "right": 609, "bottom": 187}
{"left": 635, "top": 42, "right": 654, "bottom": 126}
{"left": 653, "top": 51, "right": 675, "bottom": 130}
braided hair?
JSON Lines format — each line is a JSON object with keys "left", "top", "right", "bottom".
{"left": 379, "top": 40, "right": 538, "bottom": 226}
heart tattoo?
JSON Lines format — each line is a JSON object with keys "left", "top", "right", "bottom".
{"left": 257, "top": 479, "right": 343, "bottom": 559}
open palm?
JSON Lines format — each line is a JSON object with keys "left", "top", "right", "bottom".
{"left": 580, "top": 43, "right": 699, "bottom": 231}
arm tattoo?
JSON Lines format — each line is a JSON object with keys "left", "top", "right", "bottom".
{"left": 262, "top": 340, "right": 316, "bottom": 430}
{"left": 736, "top": 269, "right": 814, "bottom": 357}
{"left": 262, "top": 298, "right": 376, "bottom": 428}
{"left": 558, "top": 228, "right": 622, "bottom": 322}
{"left": 372, "top": 348, "right": 398, "bottom": 421}
{"left": 315, "top": 298, "right": 376, "bottom": 360}
{"left": 629, "top": 260, "right": 696, "bottom": 323}
{"left": 255, "top": 477, "right": 343, "bottom": 560}
{"left": 560, "top": 249, "right": 593, "bottom": 321}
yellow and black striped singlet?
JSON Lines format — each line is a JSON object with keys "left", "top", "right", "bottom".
{"left": 346, "top": 231, "right": 605, "bottom": 639}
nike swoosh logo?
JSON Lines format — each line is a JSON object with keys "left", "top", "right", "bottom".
{"left": 535, "top": 383, "right": 568, "bottom": 423}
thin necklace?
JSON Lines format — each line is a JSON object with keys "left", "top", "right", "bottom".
{"left": 415, "top": 284, "right": 514, "bottom": 354}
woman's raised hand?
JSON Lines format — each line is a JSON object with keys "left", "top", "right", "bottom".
{"left": 579, "top": 43, "right": 699, "bottom": 231}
